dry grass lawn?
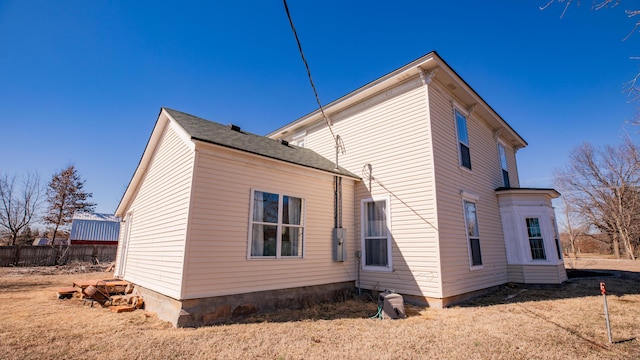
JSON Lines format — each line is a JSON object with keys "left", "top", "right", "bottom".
{"left": 0, "top": 259, "right": 639, "bottom": 359}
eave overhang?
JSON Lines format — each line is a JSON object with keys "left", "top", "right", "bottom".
{"left": 495, "top": 187, "right": 561, "bottom": 201}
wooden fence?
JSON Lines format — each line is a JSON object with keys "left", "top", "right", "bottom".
{"left": 0, "top": 245, "right": 117, "bottom": 267}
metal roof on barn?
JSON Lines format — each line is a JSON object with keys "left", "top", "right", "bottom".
{"left": 69, "top": 213, "right": 120, "bottom": 242}
{"left": 32, "top": 238, "right": 68, "bottom": 246}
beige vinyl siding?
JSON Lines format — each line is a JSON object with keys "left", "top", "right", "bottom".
{"left": 302, "top": 77, "right": 442, "bottom": 298}
{"left": 120, "top": 122, "right": 193, "bottom": 299}
{"left": 182, "top": 143, "right": 356, "bottom": 299}
{"left": 508, "top": 263, "right": 567, "bottom": 284}
{"left": 507, "top": 265, "right": 525, "bottom": 283}
{"left": 429, "top": 81, "right": 510, "bottom": 298}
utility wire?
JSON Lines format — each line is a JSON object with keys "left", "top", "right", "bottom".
{"left": 282, "top": 0, "right": 341, "bottom": 150}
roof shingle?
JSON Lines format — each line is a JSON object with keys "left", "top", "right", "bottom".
{"left": 164, "top": 108, "right": 359, "bottom": 178}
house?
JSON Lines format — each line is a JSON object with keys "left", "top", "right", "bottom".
{"left": 114, "top": 108, "right": 359, "bottom": 327}
{"left": 69, "top": 212, "right": 120, "bottom": 245}
{"left": 115, "top": 51, "right": 566, "bottom": 327}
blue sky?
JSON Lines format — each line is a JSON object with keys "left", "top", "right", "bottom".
{"left": 1, "top": 1, "right": 638, "bottom": 216}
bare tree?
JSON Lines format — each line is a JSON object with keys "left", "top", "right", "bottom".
{"left": 553, "top": 182, "right": 589, "bottom": 260}
{"left": 0, "top": 172, "right": 41, "bottom": 246}
{"left": 540, "top": 1, "right": 627, "bottom": 19}
{"left": 556, "top": 139, "right": 640, "bottom": 260}
{"left": 541, "top": 1, "right": 640, "bottom": 118}
{"left": 43, "top": 165, "right": 95, "bottom": 248}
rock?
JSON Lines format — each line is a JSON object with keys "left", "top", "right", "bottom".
{"left": 232, "top": 303, "right": 258, "bottom": 317}
{"left": 110, "top": 305, "right": 135, "bottom": 313}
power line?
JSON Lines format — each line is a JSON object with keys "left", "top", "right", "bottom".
{"left": 282, "top": 0, "right": 339, "bottom": 148}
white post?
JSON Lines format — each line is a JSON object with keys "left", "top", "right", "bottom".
{"left": 600, "top": 282, "right": 613, "bottom": 344}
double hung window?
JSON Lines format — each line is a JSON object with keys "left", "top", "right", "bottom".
{"left": 463, "top": 200, "right": 482, "bottom": 267}
{"left": 250, "top": 190, "right": 304, "bottom": 258}
{"left": 292, "top": 132, "right": 306, "bottom": 148}
{"left": 456, "top": 110, "right": 472, "bottom": 170}
{"left": 526, "top": 217, "right": 546, "bottom": 260}
{"left": 498, "top": 143, "right": 510, "bottom": 187}
{"left": 362, "top": 198, "right": 391, "bottom": 269}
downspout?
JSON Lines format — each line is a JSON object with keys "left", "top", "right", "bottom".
{"left": 335, "top": 135, "right": 343, "bottom": 230}
{"left": 333, "top": 135, "right": 346, "bottom": 262}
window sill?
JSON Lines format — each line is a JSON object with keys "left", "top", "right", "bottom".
{"left": 469, "top": 265, "right": 484, "bottom": 271}
{"left": 523, "top": 260, "right": 556, "bottom": 265}
{"left": 458, "top": 165, "right": 473, "bottom": 174}
{"left": 362, "top": 265, "right": 393, "bottom": 272}
{"left": 248, "top": 256, "right": 303, "bottom": 260}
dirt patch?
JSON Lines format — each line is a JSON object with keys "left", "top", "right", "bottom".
{"left": 567, "top": 269, "right": 616, "bottom": 279}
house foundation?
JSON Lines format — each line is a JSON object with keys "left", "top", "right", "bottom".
{"left": 134, "top": 281, "right": 355, "bottom": 327}
{"left": 399, "top": 285, "right": 504, "bottom": 308}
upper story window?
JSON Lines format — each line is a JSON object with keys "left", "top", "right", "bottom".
{"left": 249, "top": 190, "right": 304, "bottom": 259}
{"left": 455, "top": 110, "right": 471, "bottom": 170}
{"left": 526, "top": 217, "right": 546, "bottom": 260}
{"left": 292, "top": 132, "right": 306, "bottom": 148}
{"left": 498, "top": 143, "right": 510, "bottom": 187}
{"left": 463, "top": 200, "right": 482, "bottom": 267}
{"left": 362, "top": 197, "right": 392, "bottom": 271}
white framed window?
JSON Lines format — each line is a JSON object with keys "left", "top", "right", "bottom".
{"left": 526, "top": 217, "right": 546, "bottom": 260}
{"left": 551, "top": 217, "right": 562, "bottom": 260}
{"left": 292, "top": 132, "right": 306, "bottom": 148}
{"left": 455, "top": 109, "right": 472, "bottom": 170}
{"left": 248, "top": 189, "right": 304, "bottom": 259}
{"left": 463, "top": 199, "right": 482, "bottom": 267}
{"left": 498, "top": 142, "right": 510, "bottom": 187}
{"left": 361, "top": 197, "right": 392, "bottom": 271}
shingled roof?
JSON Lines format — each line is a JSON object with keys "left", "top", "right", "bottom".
{"left": 164, "top": 108, "right": 358, "bottom": 178}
